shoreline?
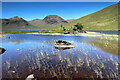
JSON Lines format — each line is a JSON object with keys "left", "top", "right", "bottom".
{"left": 1, "top": 32, "right": 118, "bottom": 40}
{"left": 26, "top": 32, "right": 118, "bottom": 36}
{"left": 26, "top": 32, "right": 118, "bottom": 40}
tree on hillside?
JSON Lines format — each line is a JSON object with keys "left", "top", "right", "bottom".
{"left": 61, "top": 24, "right": 63, "bottom": 29}
{"left": 63, "top": 27, "right": 65, "bottom": 31}
{"left": 74, "top": 23, "right": 84, "bottom": 31}
{"left": 73, "top": 28, "right": 77, "bottom": 31}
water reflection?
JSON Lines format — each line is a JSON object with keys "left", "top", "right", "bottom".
{"left": 1, "top": 34, "right": 119, "bottom": 79}
{"left": 10, "top": 40, "right": 20, "bottom": 44}
{"left": 55, "top": 47, "right": 75, "bottom": 50}
{"left": 88, "top": 38, "right": 118, "bottom": 56}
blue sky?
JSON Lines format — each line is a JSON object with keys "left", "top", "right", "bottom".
{"left": 2, "top": 2, "right": 117, "bottom": 21}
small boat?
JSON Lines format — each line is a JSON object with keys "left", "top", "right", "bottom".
{"left": 55, "top": 40, "right": 75, "bottom": 50}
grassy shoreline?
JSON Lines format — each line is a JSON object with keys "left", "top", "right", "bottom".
{"left": 1, "top": 31, "right": 118, "bottom": 40}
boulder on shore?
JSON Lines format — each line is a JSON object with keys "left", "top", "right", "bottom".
{"left": 0, "top": 48, "right": 6, "bottom": 54}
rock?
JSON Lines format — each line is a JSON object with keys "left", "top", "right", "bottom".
{"left": 8, "top": 70, "right": 16, "bottom": 74}
{"left": 25, "top": 74, "right": 38, "bottom": 80}
{"left": 55, "top": 40, "right": 75, "bottom": 50}
{"left": 84, "top": 31, "right": 87, "bottom": 33}
{"left": 0, "top": 48, "right": 6, "bottom": 54}
{"left": 16, "top": 49, "right": 20, "bottom": 50}
{"left": 6, "top": 37, "right": 10, "bottom": 39}
{"left": 55, "top": 40, "right": 71, "bottom": 45}
{"left": 11, "top": 71, "right": 16, "bottom": 74}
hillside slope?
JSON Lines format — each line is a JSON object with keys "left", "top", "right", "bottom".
{"left": 29, "top": 15, "right": 68, "bottom": 29}
{"left": 28, "top": 15, "right": 68, "bottom": 29}
{"left": 28, "top": 19, "right": 53, "bottom": 29}
{"left": 1, "top": 16, "right": 34, "bottom": 31}
{"left": 46, "top": 3, "right": 119, "bottom": 31}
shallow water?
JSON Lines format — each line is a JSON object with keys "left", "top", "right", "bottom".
{"left": 1, "top": 30, "right": 120, "bottom": 35}
{"left": 1, "top": 34, "right": 119, "bottom": 79}
{"left": 86, "top": 30, "right": 120, "bottom": 34}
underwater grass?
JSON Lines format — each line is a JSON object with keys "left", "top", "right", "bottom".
{"left": 3, "top": 35, "right": 119, "bottom": 79}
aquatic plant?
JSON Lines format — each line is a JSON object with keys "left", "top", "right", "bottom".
{"left": 3, "top": 36, "right": 119, "bottom": 79}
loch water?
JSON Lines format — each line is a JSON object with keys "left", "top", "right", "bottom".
{"left": 1, "top": 34, "right": 119, "bottom": 79}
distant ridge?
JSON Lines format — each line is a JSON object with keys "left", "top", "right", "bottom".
{"left": 28, "top": 15, "right": 68, "bottom": 29}
{"left": 29, "top": 19, "right": 42, "bottom": 22}
{"left": 1, "top": 16, "right": 32, "bottom": 31}
{"left": 1, "top": 15, "right": 69, "bottom": 30}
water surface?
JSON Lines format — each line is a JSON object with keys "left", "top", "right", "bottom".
{"left": 1, "top": 34, "right": 119, "bottom": 79}
{"left": 86, "top": 30, "right": 120, "bottom": 34}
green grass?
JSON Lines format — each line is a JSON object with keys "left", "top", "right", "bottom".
{"left": 45, "top": 3, "right": 119, "bottom": 31}
{"left": 1, "top": 31, "right": 36, "bottom": 34}
{"left": 1, "top": 31, "right": 58, "bottom": 34}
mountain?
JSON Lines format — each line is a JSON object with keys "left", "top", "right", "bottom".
{"left": 47, "top": 3, "right": 119, "bottom": 31}
{"left": 42, "top": 15, "right": 68, "bottom": 24}
{"left": 28, "top": 15, "right": 68, "bottom": 29}
{"left": 1, "top": 16, "right": 33, "bottom": 31}
{"left": 66, "top": 19, "right": 75, "bottom": 23}
{"left": 1, "top": 15, "right": 69, "bottom": 31}
{"left": 29, "top": 19, "right": 42, "bottom": 22}
{"left": 28, "top": 18, "right": 55, "bottom": 29}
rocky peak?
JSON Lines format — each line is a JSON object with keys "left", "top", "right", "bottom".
{"left": 43, "top": 15, "right": 68, "bottom": 24}
{"left": 9, "top": 16, "right": 23, "bottom": 20}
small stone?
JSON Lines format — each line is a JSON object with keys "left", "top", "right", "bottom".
{"left": 25, "top": 74, "right": 38, "bottom": 80}
{"left": 8, "top": 70, "right": 16, "bottom": 74}
{"left": 16, "top": 49, "right": 19, "bottom": 50}
{"left": 6, "top": 37, "right": 10, "bottom": 39}
{"left": 11, "top": 71, "right": 16, "bottom": 74}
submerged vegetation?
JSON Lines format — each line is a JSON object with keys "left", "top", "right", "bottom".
{"left": 89, "top": 39, "right": 118, "bottom": 55}
{"left": 3, "top": 37, "right": 119, "bottom": 79}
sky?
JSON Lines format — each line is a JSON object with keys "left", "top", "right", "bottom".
{"left": 2, "top": 2, "right": 117, "bottom": 21}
